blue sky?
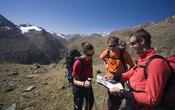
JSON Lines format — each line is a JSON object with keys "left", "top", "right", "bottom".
{"left": 0, "top": 0, "right": 175, "bottom": 34}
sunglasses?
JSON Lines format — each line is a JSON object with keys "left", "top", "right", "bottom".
{"left": 130, "top": 40, "right": 138, "bottom": 46}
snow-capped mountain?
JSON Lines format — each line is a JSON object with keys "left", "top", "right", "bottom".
{"left": 0, "top": 15, "right": 66, "bottom": 64}
{"left": 18, "top": 23, "right": 110, "bottom": 40}
{"left": 89, "top": 32, "right": 110, "bottom": 37}
{"left": 64, "top": 32, "right": 110, "bottom": 40}
{"left": 164, "top": 15, "right": 175, "bottom": 24}
{"left": 18, "top": 24, "right": 67, "bottom": 40}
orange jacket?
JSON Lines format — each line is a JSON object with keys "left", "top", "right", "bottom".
{"left": 100, "top": 49, "right": 134, "bottom": 75}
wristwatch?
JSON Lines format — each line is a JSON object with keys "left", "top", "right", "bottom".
{"left": 118, "top": 89, "right": 124, "bottom": 97}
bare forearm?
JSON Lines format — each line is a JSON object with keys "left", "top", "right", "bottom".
{"left": 73, "top": 78, "right": 84, "bottom": 87}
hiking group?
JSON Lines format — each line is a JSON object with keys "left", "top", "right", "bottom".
{"left": 64, "top": 28, "right": 175, "bottom": 110}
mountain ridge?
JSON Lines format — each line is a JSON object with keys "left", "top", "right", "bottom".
{"left": 0, "top": 15, "right": 66, "bottom": 64}
{"left": 0, "top": 14, "right": 175, "bottom": 64}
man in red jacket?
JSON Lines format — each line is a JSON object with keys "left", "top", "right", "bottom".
{"left": 108, "top": 28, "right": 171, "bottom": 110}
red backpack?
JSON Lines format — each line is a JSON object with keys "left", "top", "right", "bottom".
{"left": 143, "top": 55, "right": 175, "bottom": 109}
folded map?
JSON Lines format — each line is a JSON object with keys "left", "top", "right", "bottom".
{"left": 96, "top": 75, "right": 123, "bottom": 89}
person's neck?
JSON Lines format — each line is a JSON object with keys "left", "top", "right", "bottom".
{"left": 82, "top": 55, "right": 91, "bottom": 61}
{"left": 139, "top": 46, "right": 151, "bottom": 58}
{"left": 143, "top": 45, "right": 151, "bottom": 50}
{"left": 111, "top": 48, "right": 118, "bottom": 52}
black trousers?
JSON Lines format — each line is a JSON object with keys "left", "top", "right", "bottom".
{"left": 107, "top": 90, "right": 123, "bottom": 110}
{"left": 121, "top": 100, "right": 135, "bottom": 110}
{"left": 73, "top": 86, "right": 94, "bottom": 110}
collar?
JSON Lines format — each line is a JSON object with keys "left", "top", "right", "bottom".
{"left": 138, "top": 48, "right": 156, "bottom": 60}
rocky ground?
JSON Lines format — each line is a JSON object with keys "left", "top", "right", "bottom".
{"left": 1, "top": 63, "right": 171, "bottom": 110}
{"left": 0, "top": 63, "right": 109, "bottom": 110}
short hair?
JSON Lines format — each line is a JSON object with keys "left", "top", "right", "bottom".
{"left": 107, "top": 36, "right": 119, "bottom": 44}
{"left": 81, "top": 42, "right": 94, "bottom": 54}
{"left": 130, "top": 28, "right": 151, "bottom": 46}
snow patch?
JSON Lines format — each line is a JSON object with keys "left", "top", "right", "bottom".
{"left": 56, "top": 33, "right": 66, "bottom": 38}
{"left": 172, "top": 15, "right": 175, "bottom": 19}
{"left": 19, "top": 25, "right": 42, "bottom": 33}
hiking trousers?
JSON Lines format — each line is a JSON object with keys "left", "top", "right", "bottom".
{"left": 73, "top": 86, "right": 94, "bottom": 110}
{"left": 107, "top": 90, "right": 123, "bottom": 110}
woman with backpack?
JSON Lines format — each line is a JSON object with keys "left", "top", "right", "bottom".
{"left": 72, "top": 42, "right": 95, "bottom": 110}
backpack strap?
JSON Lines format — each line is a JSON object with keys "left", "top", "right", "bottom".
{"left": 77, "top": 57, "right": 93, "bottom": 81}
{"left": 143, "top": 55, "right": 166, "bottom": 79}
{"left": 119, "top": 49, "right": 127, "bottom": 71}
{"left": 107, "top": 48, "right": 110, "bottom": 59}
{"left": 75, "top": 57, "right": 84, "bottom": 75}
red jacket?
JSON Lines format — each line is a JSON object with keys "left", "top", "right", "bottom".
{"left": 122, "top": 49, "right": 171, "bottom": 108}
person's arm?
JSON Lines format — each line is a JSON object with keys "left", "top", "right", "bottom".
{"left": 110, "top": 87, "right": 135, "bottom": 101}
{"left": 110, "top": 69, "right": 135, "bottom": 96}
{"left": 100, "top": 49, "right": 108, "bottom": 68}
{"left": 111, "top": 64, "right": 135, "bottom": 82}
{"left": 121, "top": 67, "right": 135, "bottom": 81}
{"left": 72, "top": 60, "right": 84, "bottom": 87}
{"left": 73, "top": 78, "right": 91, "bottom": 88}
{"left": 73, "top": 78, "right": 85, "bottom": 87}
{"left": 133, "top": 59, "right": 171, "bottom": 106}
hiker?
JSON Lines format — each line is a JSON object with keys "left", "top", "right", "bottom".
{"left": 109, "top": 29, "right": 172, "bottom": 110}
{"left": 72, "top": 42, "right": 95, "bottom": 110}
{"left": 100, "top": 36, "right": 134, "bottom": 110}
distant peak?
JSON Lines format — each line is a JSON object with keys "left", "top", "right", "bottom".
{"left": 90, "top": 32, "right": 110, "bottom": 37}
{"left": 164, "top": 15, "right": 175, "bottom": 24}
{"left": 134, "top": 21, "right": 154, "bottom": 29}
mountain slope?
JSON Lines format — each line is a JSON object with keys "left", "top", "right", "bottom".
{"left": 22, "top": 29, "right": 66, "bottom": 62}
{"left": 68, "top": 16, "right": 175, "bottom": 62}
{"left": 0, "top": 15, "right": 66, "bottom": 64}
